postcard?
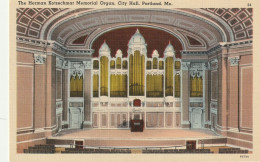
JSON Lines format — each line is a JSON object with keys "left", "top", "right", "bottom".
{"left": 9, "top": 0, "right": 260, "bottom": 161}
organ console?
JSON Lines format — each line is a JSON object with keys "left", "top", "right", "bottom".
{"left": 186, "top": 140, "right": 196, "bottom": 150}
{"left": 130, "top": 119, "right": 144, "bottom": 132}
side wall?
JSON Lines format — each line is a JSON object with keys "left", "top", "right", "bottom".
{"left": 216, "top": 43, "right": 253, "bottom": 150}
{"left": 16, "top": 42, "right": 59, "bottom": 153}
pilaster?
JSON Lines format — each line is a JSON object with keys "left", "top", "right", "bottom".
{"left": 62, "top": 61, "right": 69, "bottom": 122}
{"left": 33, "top": 53, "right": 46, "bottom": 131}
{"left": 204, "top": 66, "right": 209, "bottom": 127}
{"left": 228, "top": 56, "right": 240, "bottom": 131}
{"left": 83, "top": 60, "right": 92, "bottom": 128}
{"left": 45, "top": 54, "right": 57, "bottom": 133}
{"left": 217, "top": 48, "right": 228, "bottom": 135}
{"left": 181, "top": 62, "right": 190, "bottom": 127}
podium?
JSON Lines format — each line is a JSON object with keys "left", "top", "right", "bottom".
{"left": 130, "top": 119, "right": 144, "bottom": 132}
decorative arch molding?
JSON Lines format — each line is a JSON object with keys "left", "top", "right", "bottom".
{"left": 177, "top": 29, "right": 207, "bottom": 49}
{"left": 191, "top": 8, "right": 233, "bottom": 41}
{"left": 40, "top": 8, "right": 232, "bottom": 47}
{"left": 86, "top": 23, "right": 188, "bottom": 50}
{"left": 65, "top": 24, "right": 209, "bottom": 52}
{"left": 64, "top": 23, "right": 210, "bottom": 52}
{"left": 40, "top": 8, "right": 91, "bottom": 39}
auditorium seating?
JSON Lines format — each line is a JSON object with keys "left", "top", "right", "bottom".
{"left": 24, "top": 145, "right": 55, "bottom": 153}
{"left": 142, "top": 149, "right": 213, "bottom": 154}
{"left": 23, "top": 144, "right": 248, "bottom": 154}
{"left": 61, "top": 148, "right": 131, "bottom": 154}
{"left": 219, "top": 148, "right": 249, "bottom": 154}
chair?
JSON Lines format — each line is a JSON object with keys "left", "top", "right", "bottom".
{"left": 23, "top": 149, "right": 29, "bottom": 153}
{"left": 233, "top": 148, "right": 240, "bottom": 151}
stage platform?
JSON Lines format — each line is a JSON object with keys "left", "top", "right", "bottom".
{"left": 47, "top": 129, "right": 227, "bottom": 148}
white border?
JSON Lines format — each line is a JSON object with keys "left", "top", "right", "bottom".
{"left": 0, "top": 0, "right": 9, "bottom": 161}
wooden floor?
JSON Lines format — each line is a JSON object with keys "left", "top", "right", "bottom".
{"left": 52, "top": 129, "right": 219, "bottom": 140}
{"left": 47, "top": 129, "right": 224, "bottom": 147}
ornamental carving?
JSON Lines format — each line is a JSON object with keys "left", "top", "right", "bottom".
{"left": 110, "top": 70, "right": 128, "bottom": 75}
{"left": 70, "top": 62, "right": 84, "bottom": 69}
{"left": 92, "top": 71, "right": 99, "bottom": 75}
{"left": 71, "top": 69, "right": 83, "bottom": 79}
{"left": 190, "top": 63, "right": 206, "bottom": 70}
{"left": 181, "top": 62, "right": 190, "bottom": 70}
{"left": 190, "top": 70, "right": 203, "bottom": 78}
{"left": 34, "top": 54, "right": 46, "bottom": 64}
{"left": 56, "top": 57, "right": 63, "bottom": 68}
{"left": 70, "top": 62, "right": 84, "bottom": 79}
{"left": 210, "top": 59, "right": 218, "bottom": 70}
{"left": 62, "top": 61, "right": 69, "bottom": 69}
{"left": 146, "top": 70, "right": 164, "bottom": 75}
{"left": 142, "top": 48, "right": 147, "bottom": 54}
{"left": 83, "top": 61, "right": 92, "bottom": 69}
{"left": 228, "top": 56, "right": 240, "bottom": 66}
{"left": 189, "top": 63, "right": 206, "bottom": 78}
{"left": 127, "top": 48, "right": 132, "bottom": 54}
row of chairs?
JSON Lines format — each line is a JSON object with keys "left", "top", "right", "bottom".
{"left": 143, "top": 149, "right": 213, "bottom": 154}
{"left": 24, "top": 145, "right": 248, "bottom": 154}
{"left": 24, "top": 145, "right": 55, "bottom": 154}
{"left": 219, "top": 148, "right": 248, "bottom": 154}
{"left": 61, "top": 148, "right": 131, "bottom": 154}
{"left": 34, "top": 144, "right": 55, "bottom": 149}
{"left": 219, "top": 148, "right": 240, "bottom": 151}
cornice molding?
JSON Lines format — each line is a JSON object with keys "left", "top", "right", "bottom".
{"left": 17, "top": 36, "right": 94, "bottom": 56}
{"left": 181, "top": 39, "right": 252, "bottom": 56}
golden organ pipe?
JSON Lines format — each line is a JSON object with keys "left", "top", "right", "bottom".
{"left": 129, "top": 51, "right": 145, "bottom": 96}
{"left": 190, "top": 76, "right": 203, "bottom": 97}
{"left": 100, "top": 56, "right": 108, "bottom": 96}
{"left": 93, "top": 74, "right": 99, "bottom": 97}
{"left": 165, "top": 57, "right": 173, "bottom": 96}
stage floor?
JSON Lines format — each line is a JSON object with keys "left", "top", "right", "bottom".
{"left": 53, "top": 129, "right": 218, "bottom": 139}
{"left": 48, "top": 129, "right": 224, "bottom": 147}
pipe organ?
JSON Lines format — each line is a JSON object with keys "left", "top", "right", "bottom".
{"left": 92, "top": 30, "right": 182, "bottom": 99}
{"left": 84, "top": 29, "right": 204, "bottom": 129}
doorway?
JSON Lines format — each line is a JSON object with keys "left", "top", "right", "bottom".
{"left": 69, "top": 107, "right": 83, "bottom": 129}
{"left": 191, "top": 108, "right": 203, "bottom": 128}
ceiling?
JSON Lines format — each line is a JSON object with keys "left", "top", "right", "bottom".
{"left": 16, "top": 8, "right": 253, "bottom": 51}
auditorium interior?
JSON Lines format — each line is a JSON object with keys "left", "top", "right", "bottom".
{"left": 15, "top": 8, "right": 253, "bottom": 154}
